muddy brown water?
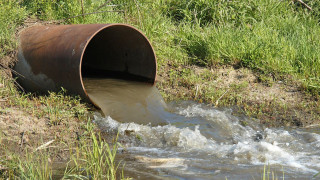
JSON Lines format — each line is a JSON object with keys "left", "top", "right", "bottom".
{"left": 83, "top": 78, "right": 320, "bottom": 180}
{"left": 83, "top": 78, "right": 168, "bottom": 126}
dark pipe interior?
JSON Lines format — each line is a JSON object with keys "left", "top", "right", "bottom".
{"left": 81, "top": 25, "right": 156, "bottom": 83}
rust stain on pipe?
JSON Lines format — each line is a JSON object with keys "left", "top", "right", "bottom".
{"left": 14, "top": 24, "right": 157, "bottom": 105}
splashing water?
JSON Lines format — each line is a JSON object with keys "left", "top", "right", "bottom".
{"left": 84, "top": 78, "right": 320, "bottom": 179}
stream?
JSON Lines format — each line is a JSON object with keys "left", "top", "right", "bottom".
{"left": 83, "top": 78, "right": 320, "bottom": 180}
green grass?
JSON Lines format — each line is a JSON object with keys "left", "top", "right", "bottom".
{"left": 261, "top": 165, "right": 284, "bottom": 180}
{"left": 20, "top": 0, "right": 320, "bottom": 94}
{"left": 2, "top": 0, "right": 320, "bottom": 95}
{"left": 0, "top": 69, "right": 125, "bottom": 179}
{"left": 0, "top": 114, "right": 126, "bottom": 179}
{"left": 0, "top": 2, "right": 124, "bottom": 178}
{"left": 65, "top": 121, "right": 127, "bottom": 180}
{"left": 0, "top": 73, "right": 88, "bottom": 125}
{"left": 0, "top": 122, "right": 127, "bottom": 180}
{"left": 0, "top": 1, "right": 26, "bottom": 64}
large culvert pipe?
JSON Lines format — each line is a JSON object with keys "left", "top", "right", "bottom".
{"left": 14, "top": 24, "right": 157, "bottom": 104}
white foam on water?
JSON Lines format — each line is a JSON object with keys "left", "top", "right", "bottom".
{"left": 95, "top": 115, "right": 214, "bottom": 150}
{"left": 134, "top": 156, "right": 186, "bottom": 169}
{"left": 95, "top": 103, "right": 320, "bottom": 177}
{"left": 177, "top": 104, "right": 320, "bottom": 173}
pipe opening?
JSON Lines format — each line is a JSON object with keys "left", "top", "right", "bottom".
{"left": 81, "top": 24, "right": 156, "bottom": 83}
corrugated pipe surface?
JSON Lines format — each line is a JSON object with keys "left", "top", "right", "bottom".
{"left": 14, "top": 24, "right": 157, "bottom": 105}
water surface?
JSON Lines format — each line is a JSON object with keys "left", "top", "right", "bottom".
{"left": 84, "top": 78, "right": 320, "bottom": 180}
{"left": 84, "top": 78, "right": 168, "bottom": 125}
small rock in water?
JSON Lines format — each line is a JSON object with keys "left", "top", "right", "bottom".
{"left": 254, "top": 133, "right": 263, "bottom": 142}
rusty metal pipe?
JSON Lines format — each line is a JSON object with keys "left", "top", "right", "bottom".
{"left": 14, "top": 24, "right": 157, "bottom": 104}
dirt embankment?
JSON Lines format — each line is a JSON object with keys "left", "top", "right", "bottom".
{"left": 0, "top": 106, "right": 84, "bottom": 156}
{"left": 157, "top": 64, "right": 320, "bottom": 127}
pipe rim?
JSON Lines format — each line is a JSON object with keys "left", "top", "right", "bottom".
{"left": 79, "top": 23, "right": 157, "bottom": 107}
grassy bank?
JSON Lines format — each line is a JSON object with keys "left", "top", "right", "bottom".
{"left": 0, "top": 2, "right": 127, "bottom": 179}
{"left": 0, "top": 70, "right": 126, "bottom": 178}
{"left": 14, "top": 0, "right": 320, "bottom": 94}
{"left": 1, "top": 0, "right": 320, "bottom": 179}
{"left": 1, "top": 0, "right": 320, "bottom": 126}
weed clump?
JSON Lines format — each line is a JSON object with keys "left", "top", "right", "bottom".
{"left": 164, "top": 0, "right": 260, "bottom": 27}
{"left": 0, "top": 1, "right": 26, "bottom": 63}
